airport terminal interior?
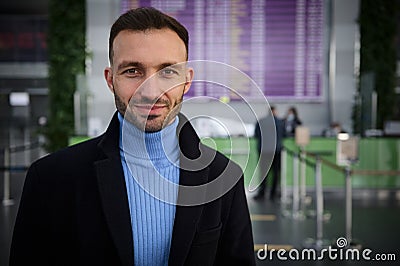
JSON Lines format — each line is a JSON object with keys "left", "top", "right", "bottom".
{"left": 1, "top": 0, "right": 400, "bottom": 265}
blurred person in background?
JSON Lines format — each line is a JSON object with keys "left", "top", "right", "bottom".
{"left": 254, "top": 106, "right": 285, "bottom": 201}
{"left": 284, "top": 106, "right": 302, "bottom": 136}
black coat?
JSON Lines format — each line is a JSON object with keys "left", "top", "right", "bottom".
{"left": 10, "top": 113, "right": 255, "bottom": 266}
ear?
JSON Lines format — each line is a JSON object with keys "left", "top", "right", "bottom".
{"left": 104, "top": 67, "right": 114, "bottom": 93}
{"left": 183, "top": 67, "right": 194, "bottom": 95}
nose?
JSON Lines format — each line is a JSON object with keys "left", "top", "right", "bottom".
{"left": 136, "top": 72, "right": 164, "bottom": 101}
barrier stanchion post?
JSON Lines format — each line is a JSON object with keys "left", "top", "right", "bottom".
{"left": 337, "top": 134, "right": 361, "bottom": 248}
{"left": 292, "top": 153, "right": 299, "bottom": 214}
{"left": 280, "top": 149, "right": 287, "bottom": 204}
{"left": 345, "top": 166, "right": 352, "bottom": 243}
{"left": 299, "top": 148, "right": 308, "bottom": 210}
{"left": 291, "top": 153, "right": 304, "bottom": 219}
{"left": 2, "top": 148, "right": 14, "bottom": 206}
{"left": 315, "top": 156, "right": 324, "bottom": 243}
{"left": 344, "top": 164, "right": 362, "bottom": 249}
{"left": 280, "top": 149, "right": 290, "bottom": 217}
{"left": 303, "top": 155, "right": 330, "bottom": 249}
{"left": 294, "top": 126, "right": 309, "bottom": 219}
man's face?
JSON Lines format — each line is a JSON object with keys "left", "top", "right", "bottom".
{"left": 104, "top": 29, "right": 193, "bottom": 132}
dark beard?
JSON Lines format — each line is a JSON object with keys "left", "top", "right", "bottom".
{"left": 114, "top": 92, "right": 183, "bottom": 132}
{"left": 114, "top": 92, "right": 127, "bottom": 117}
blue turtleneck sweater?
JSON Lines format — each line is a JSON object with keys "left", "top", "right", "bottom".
{"left": 118, "top": 113, "right": 180, "bottom": 266}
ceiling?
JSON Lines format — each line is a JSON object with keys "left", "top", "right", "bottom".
{"left": 0, "top": 0, "right": 48, "bottom": 15}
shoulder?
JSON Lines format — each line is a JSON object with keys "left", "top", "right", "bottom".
{"left": 178, "top": 114, "right": 244, "bottom": 185}
{"left": 30, "top": 135, "right": 104, "bottom": 177}
{"left": 199, "top": 142, "right": 243, "bottom": 182}
{"left": 276, "top": 117, "right": 286, "bottom": 127}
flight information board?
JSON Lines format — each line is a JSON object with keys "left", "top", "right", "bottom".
{"left": 121, "top": 0, "right": 324, "bottom": 101}
{"left": 0, "top": 16, "right": 47, "bottom": 62}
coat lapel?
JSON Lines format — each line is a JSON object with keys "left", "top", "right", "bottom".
{"left": 95, "top": 113, "right": 134, "bottom": 266}
{"left": 94, "top": 113, "right": 211, "bottom": 265}
{"left": 168, "top": 114, "right": 210, "bottom": 265}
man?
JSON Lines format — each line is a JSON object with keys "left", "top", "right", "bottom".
{"left": 10, "top": 7, "right": 255, "bottom": 266}
{"left": 253, "top": 106, "right": 285, "bottom": 201}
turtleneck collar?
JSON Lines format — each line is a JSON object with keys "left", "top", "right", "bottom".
{"left": 118, "top": 112, "right": 180, "bottom": 164}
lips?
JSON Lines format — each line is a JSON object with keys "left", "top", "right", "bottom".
{"left": 133, "top": 104, "right": 167, "bottom": 116}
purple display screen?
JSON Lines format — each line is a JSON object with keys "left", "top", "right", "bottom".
{"left": 121, "top": 0, "right": 323, "bottom": 101}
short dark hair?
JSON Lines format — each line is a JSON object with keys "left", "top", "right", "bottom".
{"left": 289, "top": 106, "right": 298, "bottom": 117}
{"left": 109, "top": 7, "right": 189, "bottom": 64}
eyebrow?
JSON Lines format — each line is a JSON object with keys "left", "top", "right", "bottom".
{"left": 117, "top": 61, "right": 186, "bottom": 72}
{"left": 117, "top": 61, "right": 143, "bottom": 72}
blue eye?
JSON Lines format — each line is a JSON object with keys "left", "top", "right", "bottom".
{"left": 160, "top": 68, "right": 178, "bottom": 77}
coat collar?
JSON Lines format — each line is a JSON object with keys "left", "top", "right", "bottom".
{"left": 96, "top": 112, "right": 209, "bottom": 265}
{"left": 169, "top": 114, "right": 209, "bottom": 265}
{"left": 95, "top": 112, "right": 134, "bottom": 266}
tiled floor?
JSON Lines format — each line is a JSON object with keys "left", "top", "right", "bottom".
{"left": 1, "top": 171, "right": 399, "bottom": 265}
{"left": 249, "top": 190, "right": 400, "bottom": 265}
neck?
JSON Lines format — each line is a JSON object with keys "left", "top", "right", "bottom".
{"left": 118, "top": 112, "right": 179, "bottom": 162}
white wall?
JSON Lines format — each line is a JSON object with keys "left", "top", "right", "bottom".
{"left": 86, "top": 0, "right": 120, "bottom": 136}
{"left": 86, "top": 0, "right": 360, "bottom": 137}
{"left": 330, "top": 0, "right": 359, "bottom": 133}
